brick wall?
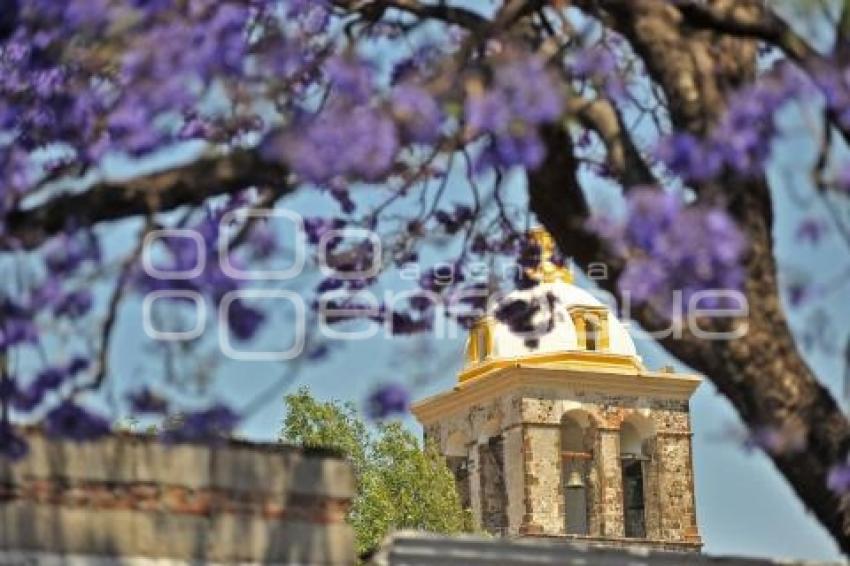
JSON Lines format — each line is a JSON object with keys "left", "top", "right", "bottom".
{"left": 0, "top": 430, "right": 356, "bottom": 564}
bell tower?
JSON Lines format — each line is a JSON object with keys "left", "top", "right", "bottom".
{"left": 412, "top": 229, "right": 703, "bottom": 552}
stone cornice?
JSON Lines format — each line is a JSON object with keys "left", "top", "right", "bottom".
{"left": 412, "top": 366, "right": 702, "bottom": 425}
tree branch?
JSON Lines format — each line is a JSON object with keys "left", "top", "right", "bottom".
{"left": 564, "top": 91, "right": 656, "bottom": 187}
{"left": 3, "top": 149, "right": 290, "bottom": 251}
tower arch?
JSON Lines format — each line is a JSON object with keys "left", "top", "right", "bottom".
{"left": 560, "top": 410, "right": 595, "bottom": 536}
{"left": 619, "top": 413, "right": 655, "bottom": 538}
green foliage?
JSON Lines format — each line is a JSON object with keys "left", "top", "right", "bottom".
{"left": 280, "top": 387, "right": 472, "bottom": 556}
{"left": 281, "top": 387, "right": 369, "bottom": 473}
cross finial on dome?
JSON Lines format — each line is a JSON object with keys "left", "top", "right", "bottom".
{"left": 526, "top": 226, "right": 574, "bottom": 284}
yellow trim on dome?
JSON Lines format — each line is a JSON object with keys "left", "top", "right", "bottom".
{"left": 568, "top": 306, "right": 610, "bottom": 352}
{"left": 526, "top": 227, "right": 573, "bottom": 284}
{"left": 465, "top": 317, "right": 494, "bottom": 366}
{"left": 458, "top": 350, "right": 644, "bottom": 383}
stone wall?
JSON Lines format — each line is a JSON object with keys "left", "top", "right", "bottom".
{"left": 0, "top": 430, "right": 356, "bottom": 564}
{"left": 373, "top": 531, "right": 814, "bottom": 565}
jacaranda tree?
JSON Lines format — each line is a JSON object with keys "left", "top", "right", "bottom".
{"left": 1, "top": 0, "right": 850, "bottom": 553}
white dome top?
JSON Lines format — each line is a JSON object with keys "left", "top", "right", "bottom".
{"left": 479, "top": 279, "right": 639, "bottom": 361}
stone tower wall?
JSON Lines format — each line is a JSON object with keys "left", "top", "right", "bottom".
{"left": 422, "top": 392, "right": 522, "bottom": 535}
{"left": 425, "top": 385, "right": 700, "bottom": 550}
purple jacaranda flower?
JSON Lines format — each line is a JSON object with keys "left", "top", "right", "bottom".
{"left": 35, "top": 366, "right": 65, "bottom": 390}
{"left": 471, "top": 234, "right": 488, "bottom": 254}
{"left": 709, "top": 64, "right": 809, "bottom": 176}
{"left": 226, "top": 299, "right": 266, "bottom": 341}
{"left": 465, "top": 90, "right": 511, "bottom": 136}
{"left": 106, "top": 99, "right": 165, "bottom": 156}
{"left": 0, "top": 421, "right": 27, "bottom": 461}
{"left": 66, "top": 356, "right": 89, "bottom": 376}
{"left": 570, "top": 46, "right": 627, "bottom": 99}
{"left": 496, "top": 55, "right": 563, "bottom": 124}
{"left": 30, "top": 277, "right": 63, "bottom": 308}
{"left": 389, "top": 311, "right": 433, "bottom": 335}
{"left": 45, "top": 232, "right": 101, "bottom": 276}
{"left": 0, "top": 314, "right": 38, "bottom": 350}
{"left": 178, "top": 115, "right": 215, "bottom": 140}
{"left": 8, "top": 364, "right": 72, "bottom": 413}
{"left": 202, "top": 4, "right": 252, "bottom": 74}
{"left": 836, "top": 162, "right": 850, "bottom": 194}
{"left": 330, "top": 187, "right": 356, "bottom": 214}
{"left": 464, "top": 51, "right": 562, "bottom": 170}
{"left": 743, "top": 425, "right": 806, "bottom": 455}
{"left": 571, "top": 46, "right": 617, "bottom": 79}
{"left": 286, "top": 0, "right": 331, "bottom": 34}
{"left": 54, "top": 289, "right": 93, "bottom": 318}
{"left": 0, "top": 377, "right": 15, "bottom": 401}
{"left": 408, "top": 291, "right": 437, "bottom": 312}
{"left": 366, "top": 383, "right": 409, "bottom": 420}
{"left": 828, "top": 463, "right": 850, "bottom": 494}
{"left": 796, "top": 217, "right": 829, "bottom": 244}
{"left": 420, "top": 264, "right": 463, "bottom": 294}
{"left": 391, "top": 84, "right": 443, "bottom": 144}
{"left": 45, "top": 401, "right": 111, "bottom": 441}
{"left": 128, "top": 387, "right": 169, "bottom": 414}
{"left": 495, "top": 298, "right": 538, "bottom": 336}
{"left": 245, "top": 222, "right": 277, "bottom": 259}
{"left": 132, "top": 0, "right": 173, "bottom": 16}
{"left": 623, "top": 188, "right": 682, "bottom": 254}
{"left": 266, "top": 104, "right": 400, "bottom": 185}
{"left": 491, "top": 130, "right": 547, "bottom": 169}
{"left": 391, "top": 43, "right": 442, "bottom": 85}
{"left": 617, "top": 261, "right": 669, "bottom": 305}
{"left": 326, "top": 56, "right": 376, "bottom": 104}
{"left": 11, "top": 382, "right": 44, "bottom": 412}
{"left": 64, "top": 0, "right": 112, "bottom": 29}
{"left": 161, "top": 404, "right": 239, "bottom": 443}
{"left": 434, "top": 204, "right": 474, "bottom": 235}
{"left": 787, "top": 281, "right": 811, "bottom": 308}
{"left": 0, "top": 147, "right": 32, "bottom": 202}
{"left": 656, "top": 133, "right": 722, "bottom": 182}
{"left": 317, "top": 277, "right": 344, "bottom": 294}
{"left": 305, "top": 342, "right": 330, "bottom": 361}
{"left": 591, "top": 188, "right": 747, "bottom": 317}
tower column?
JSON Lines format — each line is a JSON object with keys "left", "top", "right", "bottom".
{"left": 468, "top": 441, "right": 483, "bottom": 531}
{"left": 656, "top": 430, "right": 700, "bottom": 543}
{"left": 597, "top": 427, "right": 625, "bottom": 538}
{"left": 519, "top": 423, "right": 562, "bottom": 536}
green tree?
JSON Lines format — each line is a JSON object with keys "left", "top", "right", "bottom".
{"left": 280, "top": 387, "right": 471, "bottom": 557}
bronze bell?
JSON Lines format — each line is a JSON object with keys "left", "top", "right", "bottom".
{"left": 565, "top": 469, "right": 584, "bottom": 489}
